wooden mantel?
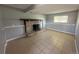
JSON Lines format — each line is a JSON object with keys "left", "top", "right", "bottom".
{"left": 20, "top": 19, "right": 42, "bottom": 21}
{"left": 20, "top": 19, "right": 43, "bottom": 35}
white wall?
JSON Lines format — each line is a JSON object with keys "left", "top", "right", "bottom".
{"left": 46, "top": 11, "right": 77, "bottom": 34}
{"left": 2, "top": 6, "right": 25, "bottom": 41}
{"left": 1, "top": 6, "right": 46, "bottom": 40}
{"left": 75, "top": 10, "right": 79, "bottom": 53}
{"left": 0, "top": 6, "right": 2, "bottom": 26}
{"left": 0, "top": 6, "right": 46, "bottom": 53}
{"left": 0, "top": 6, "right": 5, "bottom": 53}
{"left": 22, "top": 12, "right": 46, "bottom": 28}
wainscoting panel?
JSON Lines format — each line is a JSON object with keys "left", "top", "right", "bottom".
{"left": 46, "top": 23, "right": 75, "bottom": 35}
{"left": 5, "top": 25, "right": 25, "bottom": 40}
{"left": 0, "top": 28, "right": 5, "bottom": 53}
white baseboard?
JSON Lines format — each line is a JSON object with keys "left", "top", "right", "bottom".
{"left": 47, "top": 28, "right": 78, "bottom": 53}
{"left": 6, "top": 34, "right": 25, "bottom": 43}
{"left": 74, "top": 38, "right": 78, "bottom": 54}
{"left": 3, "top": 25, "right": 25, "bottom": 53}
{"left": 4, "top": 34, "right": 26, "bottom": 54}
{"left": 47, "top": 28, "right": 75, "bottom": 35}
{"left": 4, "top": 42, "right": 8, "bottom": 54}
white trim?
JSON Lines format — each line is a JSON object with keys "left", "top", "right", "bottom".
{"left": 47, "top": 28, "right": 78, "bottom": 54}
{"left": 46, "top": 23, "right": 75, "bottom": 26}
{"left": 4, "top": 25, "right": 24, "bottom": 29}
{"left": 6, "top": 34, "right": 25, "bottom": 43}
{"left": 0, "top": 25, "right": 24, "bottom": 30}
{"left": 47, "top": 28, "right": 75, "bottom": 35}
{"left": 0, "top": 27, "right": 5, "bottom": 30}
{"left": 74, "top": 39, "right": 78, "bottom": 54}
{"left": 4, "top": 34, "right": 25, "bottom": 54}
{"left": 3, "top": 25, "right": 25, "bottom": 53}
{"left": 4, "top": 29, "right": 7, "bottom": 54}
{"left": 4, "top": 41, "right": 8, "bottom": 54}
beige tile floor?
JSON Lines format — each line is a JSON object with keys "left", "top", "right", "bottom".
{"left": 6, "top": 29, "right": 76, "bottom": 54}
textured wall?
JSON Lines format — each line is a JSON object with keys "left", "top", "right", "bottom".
{"left": 46, "top": 11, "right": 77, "bottom": 34}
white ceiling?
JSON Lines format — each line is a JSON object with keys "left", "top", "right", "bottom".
{"left": 5, "top": 4, "right": 31, "bottom": 9}
{"left": 29, "top": 4, "right": 79, "bottom": 14}
{"left": 2, "top": 4, "right": 79, "bottom": 14}
{"left": 2, "top": 4, "right": 33, "bottom": 12}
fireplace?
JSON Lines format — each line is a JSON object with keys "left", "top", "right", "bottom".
{"left": 33, "top": 24, "right": 40, "bottom": 31}
{"left": 20, "top": 19, "right": 43, "bottom": 35}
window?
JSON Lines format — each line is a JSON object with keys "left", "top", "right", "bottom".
{"left": 54, "top": 16, "right": 68, "bottom": 23}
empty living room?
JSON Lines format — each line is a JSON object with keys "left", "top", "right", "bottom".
{"left": 0, "top": 4, "right": 79, "bottom": 54}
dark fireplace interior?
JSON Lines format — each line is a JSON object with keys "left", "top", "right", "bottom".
{"left": 33, "top": 24, "right": 40, "bottom": 31}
